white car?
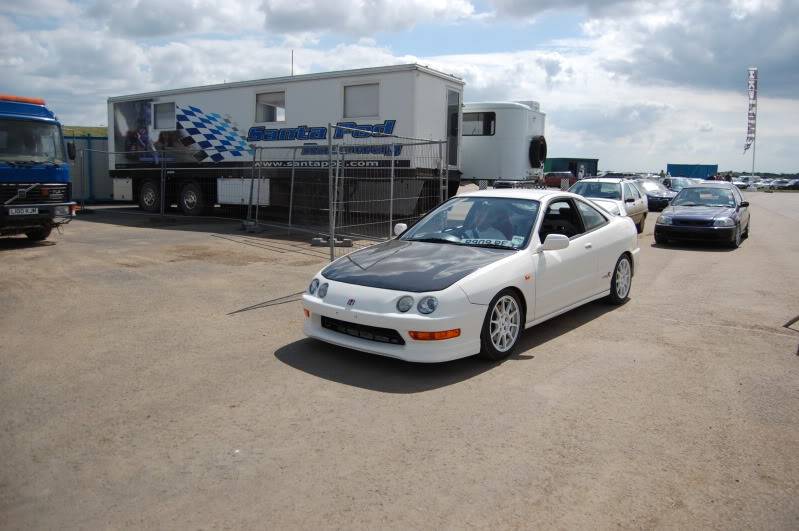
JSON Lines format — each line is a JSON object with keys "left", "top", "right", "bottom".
{"left": 302, "top": 189, "right": 640, "bottom": 363}
{"left": 568, "top": 178, "right": 649, "bottom": 233}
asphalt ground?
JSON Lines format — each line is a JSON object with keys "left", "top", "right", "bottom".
{"left": 1, "top": 192, "right": 797, "bottom": 529}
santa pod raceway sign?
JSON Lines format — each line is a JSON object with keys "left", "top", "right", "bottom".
{"left": 246, "top": 120, "right": 397, "bottom": 142}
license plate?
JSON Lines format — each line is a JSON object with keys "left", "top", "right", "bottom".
{"left": 8, "top": 207, "right": 39, "bottom": 216}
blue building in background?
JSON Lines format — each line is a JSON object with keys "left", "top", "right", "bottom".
{"left": 666, "top": 163, "right": 718, "bottom": 179}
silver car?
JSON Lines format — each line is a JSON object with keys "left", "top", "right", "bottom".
{"left": 568, "top": 178, "right": 649, "bottom": 233}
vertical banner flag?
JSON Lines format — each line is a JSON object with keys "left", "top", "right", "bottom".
{"left": 744, "top": 67, "right": 758, "bottom": 153}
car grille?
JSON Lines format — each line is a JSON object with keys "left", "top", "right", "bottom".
{"left": 0, "top": 183, "right": 69, "bottom": 204}
{"left": 673, "top": 218, "right": 714, "bottom": 227}
{"left": 321, "top": 316, "right": 405, "bottom": 345}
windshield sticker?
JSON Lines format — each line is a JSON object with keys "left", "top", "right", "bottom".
{"left": 462, "top": 239, "right": 515, "bottom": 248}
{"left": 511, "top": 236, "right": 524, "bottom": 246}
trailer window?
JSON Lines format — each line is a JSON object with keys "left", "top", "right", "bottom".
{"left": 256, "top": 92, "right": 286, "bottom": 122}
{"left": 344, "top": 84, "right": 379, "bottom": 118}
{"left": 154, "top": 102, "right": 175, "bottom": 130}
{"left": 463, "top": 112, "right": 496, "bottom": 136}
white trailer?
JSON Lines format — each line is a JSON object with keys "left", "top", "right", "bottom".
{"left": 107, "top": 64, "right": 464, "bottom": 215}
{"left": 460, "top": 101, "right": 547, "bottom": 183}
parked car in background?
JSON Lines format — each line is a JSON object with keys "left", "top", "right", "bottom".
{"left": 767, "top": 179, "right": 791, "bottom": 190}
{"left": 662, "top": 176, "right": 696, "bottom": 193}
{"left": 633, "top": 179, "right": 677, "bottom": 211}
{"left": 787, "top": 179, "right": 799, "bottom": 190}
{"left": 733, "top": 176, "right": 760, "bottom": 189}
{"left": 654, "top": 182, "right": 750, "bottom": 248}
{"left": 544, "top": 171, "right": 576, "bottom": 188}
{"left": 568, "top": 178, "right": 648, "bottom": 233}
{"left": 303, "top": 189, "right": 640, "bottom": 362}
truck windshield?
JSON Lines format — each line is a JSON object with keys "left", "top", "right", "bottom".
{"left": 0, "top": 119, "right": 65, "bottom": 164}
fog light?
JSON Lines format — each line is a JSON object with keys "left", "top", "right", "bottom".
{"left": 409, "top": 329, "right": 460, "bottom": 341}
{"left": 54, "top": 205, "right": 70, "bottom": 216}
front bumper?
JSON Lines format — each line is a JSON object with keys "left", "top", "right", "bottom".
{"left": 0, "top": 202, "right": 76, "bottom": 233}
{"left": 301, "top": 281, "right": 484, "bottom": 363}
{"left": 654, "top": 223, "right": 736, "bottom": 242}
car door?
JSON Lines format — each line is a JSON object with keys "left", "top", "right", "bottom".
{"left": 574, "top": 199, "right": 617, "bottom": 294}
{"left": 731, "top": 186, "right": 750, "bottom": 229}
{"left": 623, "top": 182, "right": 645, "bottom": 222}
{"left": 532, "top": 198, "right": 595, "bottom": 320}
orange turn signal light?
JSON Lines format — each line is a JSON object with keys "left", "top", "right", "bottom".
{"left": 408, "top": 329, "right": 460, "bottom": 341}
{"left": 303, "top": 309, "right": 310, "bottom": 318}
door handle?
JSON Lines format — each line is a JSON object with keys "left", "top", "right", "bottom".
{"left": 585, "top": 243, "right": 592, "bottom": 249}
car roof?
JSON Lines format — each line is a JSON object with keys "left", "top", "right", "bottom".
{"left": 458, "top": 188, "right": 578, "bottom": 201}
{"left": 574, "top": 177, "right": 625, "bottom": 184}
{"left": 683, "top": 181, "right": 735, "bottom": 188}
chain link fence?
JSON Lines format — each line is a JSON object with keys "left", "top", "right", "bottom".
{"left": 81, "top": 125, "right": 450, "bottom": 262}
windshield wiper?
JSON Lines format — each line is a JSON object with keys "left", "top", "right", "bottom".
{"left": 466, "top": 242, "right": 516, "bottom": 250}
{"left": 676, "top": 202, "right": 699, "bottom": 206}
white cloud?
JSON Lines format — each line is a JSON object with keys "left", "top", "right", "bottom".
{"left": 261, "top": 0, "right": 477, "bottom": 35}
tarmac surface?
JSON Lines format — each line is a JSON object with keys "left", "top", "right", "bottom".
{"left": 1, "top": 192, "right": 798, "bottom": 529}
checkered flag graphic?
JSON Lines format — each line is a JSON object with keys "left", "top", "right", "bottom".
{"left": 176, "top": 105, "right": 252, "bottom": 162}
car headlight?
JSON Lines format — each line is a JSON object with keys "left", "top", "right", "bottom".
{"left": 656, "top": 215, "right": 673, "bottom": 225}
{"left": 713, "top": 217, "right": 735, "bottom": 227}
{"left": 396, "top": 295, "right": 414, "bottom": 313}
{"left": 317, "top": 283, "right": 329, "bottom": 298}
{"left": 308, "top": 278, "right": 319, "bottom": 294}
{"left": 54, "top": 205, "right": 70, "bottom": 216}
{"left": 417, "top": 296, "right": 438, "bottom": 314}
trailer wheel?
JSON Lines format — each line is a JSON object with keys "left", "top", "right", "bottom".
{"left": 529, "top": 136, "right": 547, "bottom": 169}
{"left": 179, "top": 181, "right": 207, "bottom": 216}
{"left": 25, "top": 225, "right": 52, "bottom": 241}
{"left": 139, "top": 179, "right": 161, "bottom": 212}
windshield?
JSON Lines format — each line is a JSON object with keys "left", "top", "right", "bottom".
{"left": 672, "top": 187, "right": 736, "bottom": 208}
{"left": 569, "top": 181, "right": 622, "bottom": 200}
{"left": 638, "top": 180, "right": 667, "bottom": 193}
{"left": 0, "top": 119, "right": 65, "bottom": 163}
{"left": 401, "top": 196, "right": 541, "bottom": 250}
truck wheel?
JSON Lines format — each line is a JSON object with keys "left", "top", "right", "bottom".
{"left": 139, "top": 179, "right": 161, "bottom": 212}
{"left": 25, "top": 225, "right": 52, "bottom": 241}
{"left": 179, "top": 181, "right": 207, "bottom": 216}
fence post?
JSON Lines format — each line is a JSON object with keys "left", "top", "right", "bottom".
{"left": 79, "top": 147, "right": 86, "bottom": 211}
{"left": 438, "top": 142, "right": 445, "bottom": 202}
{"left": 159, "top": 151, "right": 166, "bottom": 216}
{"left": 86, "top": 135, "right": 94, "bottom": 202}
{"left": 328, "top": 124, "right": 335, "bottom": 261}
{"left": 389, "top": 142, "right": 395, "bottom": 238}
{"left": 246, "top": 148, "right": 257, "bottom": 224}
{"left": 288, "top": 147, "right": 296, "bottom": 232}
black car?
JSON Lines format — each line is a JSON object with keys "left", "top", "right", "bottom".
{"left": 654, "top": 182, "right": 750, "bottom": 248}
{"left": 633, "top": 179, "right": 677, "bottom": 211}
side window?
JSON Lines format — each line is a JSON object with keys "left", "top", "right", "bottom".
{"left": 576, "top": 200, "right": 608, "bottom": 232}
{"left": 732, "top": 186, "right": 743, "bottom": 203}
{"left": 539, "top": 199, "right": 584, "bottom": 240}
{"left": 623, "top": 183, "right": 637, "bottom": 200}
{"left": 344, "top": 83, "right": 379, "bottom": 118}
{"left": 256, "top": 91, "right": 286, "bottom": 122}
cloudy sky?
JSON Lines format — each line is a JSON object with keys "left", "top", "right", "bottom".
{"left": 1, "top": 0, "right": 797, "bottom": 172}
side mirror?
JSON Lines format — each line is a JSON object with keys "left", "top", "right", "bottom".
{"left": 625, "top": 197, "right": 635, "bottom": 203}
{"left": 542, "top": 233, "right": 569, "bottom": 251}
{"left": 67, "top": 142, "right": 76, "bottom": 161}
{"left": 393, "top": 223, "right": 408, "bottom": 237}
{"left": 739, "top": 201, "right": 749, "bottom": 208}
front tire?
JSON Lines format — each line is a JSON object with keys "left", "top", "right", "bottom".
{"left": 25, "top": 225, "right": 52, "bottom": 241}
{"left": 606, "top": 254, "right": 632, "bottom": 305}
{"left": 479, "top": 289, "right": 523, "bottom": 361}
{"left": 139, "top": 179, "right": 160, "bottom": 212}
{"left": 728, "top": 226, "right": 742, "bottom": 248}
